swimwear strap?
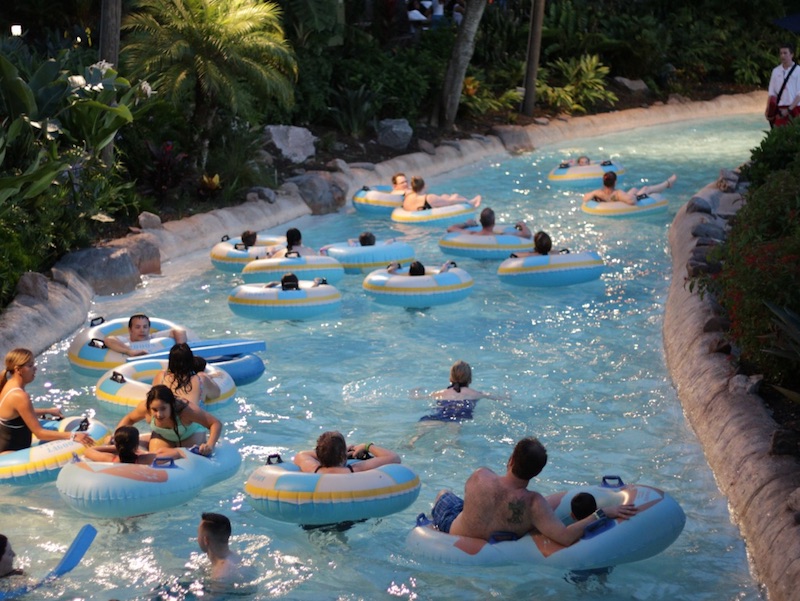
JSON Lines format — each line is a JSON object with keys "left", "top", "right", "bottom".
{"left": 488, "top": 531, "right": 521, "bottom": 544}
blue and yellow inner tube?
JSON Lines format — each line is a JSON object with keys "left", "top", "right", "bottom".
{"left": 245, "top": 457, "right": 421, "bottom": 526}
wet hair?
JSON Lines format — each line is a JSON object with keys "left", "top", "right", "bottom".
{"left": 571, "top": 492, "right": 597, "bottom": 520}
{"left": 392, "top": 172, "right": 407, "bottom": 186}
{"left": 315, "top": 431, "right": 348, "bottom": 467}
{"left": 409, "top": 261, "right": 425, "bottom": 276}
{"left": 146, "top": 385, "right": 183, "bottom": 444}
{"left": 2, "top": 348, "right": 33, "bottom": 389}
{"left": 509, "top": 437, "right": 547, "bottom": 480}
{"left": 200, "top": 512, "right": 232, "bottom": 543}
{"left": 533, "top": 231, "right": 552, "bottom": 255}
{"left": 479, "top": 208, "right": 495, "bottom": 228}
{"left": 193, "top": 356, "right": 208, "bottom": 373}
{"left": 286, "top": 228, "right": 302, "bottom": 251}
{"left": 410, "top": 176, "right": 426, "bottom": 193}
{"left": 358, "top": 231, "right": 376, "bottom": 246}
{"left": 602, "top": 171, "right": 617, "bottom": 188}
{"left": 241, "top": 230, "right": 257, "bottom": 247}
{"left": 450, "top": 360, "right": 472, "bottom": 387}
{"left": 114, "top": 426, "right": 141, "bottom": 464}
{"left": 167, "top": 343, "right": 196, "bottom": 393}
{"left": 281, "top": 272, "right": 299, "bottom": 290}
{"left": 128, "top": 314, "right": 150, "bottom": 328}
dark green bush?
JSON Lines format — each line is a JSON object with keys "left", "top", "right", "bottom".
{"left": 707, "top": 165, "right": 800, "bottom": 385}
{"left": 740, "top": 121, "right": 800, "bottom": 188}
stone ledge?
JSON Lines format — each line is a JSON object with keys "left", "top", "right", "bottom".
{"left": 664, "top": 184, "right": 800, "bottom": 601}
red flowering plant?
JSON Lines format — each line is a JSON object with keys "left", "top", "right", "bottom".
{"left": 695, "top": 164, "right": 800, "bottom": 389}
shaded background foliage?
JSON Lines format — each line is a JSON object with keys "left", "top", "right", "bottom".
{"left": 2, "top": 0, "right": 800, "bottom": 326}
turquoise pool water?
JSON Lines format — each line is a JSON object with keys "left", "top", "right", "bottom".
{"left": 2, "top": 114, "right": 768, "bottom": 600}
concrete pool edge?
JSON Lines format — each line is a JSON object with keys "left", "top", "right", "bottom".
{"left": 664, "top": 188, "right": 800, "bottom": 601}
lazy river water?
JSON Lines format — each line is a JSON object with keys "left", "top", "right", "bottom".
{"left": 1, "top": 114, "right": 768, "bottom": 600}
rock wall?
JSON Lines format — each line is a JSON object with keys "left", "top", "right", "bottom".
{"left": 664, "top": 184, "right": 800, "bottom": 601}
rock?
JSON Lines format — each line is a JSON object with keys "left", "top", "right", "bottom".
{"left": 15, "top": 272, "right": 49, "bottom": 301}
{"left": 286, "top": 171, "right": 346, "bottom": 215}
{"left": 533, "top": 117, "right": 550, "bottom": 126}
{"left": 326, "top": 158, "right": 351, "bottom": 176}
{"left": 708, "top": 338, "right": 732, "bottom": 354}
{"left": 263, "top": 125, "right": 317, "bottom": 164}
{"left": 769, "top": 428, "right": 800, "bottom": 456}
{"left": 686, "top": 196, "right": 712, "bottom": 214}
{"left": 686, "top": 258, "right": 721, "bottom": 277}
{"left": 252, "top": 149, "right": 274, "bottom": 166}
{"left": 102, "top": 234, "right": 162, "bottom": 275}
{"left": 440, "top": 139, "right": 462, "bottom": 151}
{"left": 56, "top": 247, "right": 141, "bottom": 295}
{"left": 349, "top": 162, "right": 376, "bottom": 171}
{"left": 667, "top": 93, "right": 691, "bottom": 104}
{"left": 418, "top": 139, "right": 436, "bottom": 155}
{"left": 490, "top": 125, "right": 533, "bottom": 153}
{"left": 695, "top": 237, "right": 720, "bottom": 247}
{"left": 728, "top": 374, "right": 763, "bottom": 395}
{"left": 139, "top": 211, "right": 163, "bottom": 229}
{"left": 245, "top": 187, "right": 277, "bottom": 204}
{"left": 376, "top": 118, "right": 413, "bottom": 151}
{"left": 703, "top": 316, "right": 731, "bottom": 332}
{"left": 691, "top": 222, "right": 727, "bottom": 241}
{"left": 614, "top": 76, "right": 650, "bottom": 93}
{"left": 788, "top": 487, "right": 800, "bottom": 512}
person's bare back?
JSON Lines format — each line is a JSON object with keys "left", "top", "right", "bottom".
{"left": 449, "top": 467, "right": 543, "bottom": 539}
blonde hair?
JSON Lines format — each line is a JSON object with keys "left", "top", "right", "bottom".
{"left": 450, "top": 360, "right": 472, "bottom": 387}
{"left": 2, "top": 348, "right": 34, "bottom": 389}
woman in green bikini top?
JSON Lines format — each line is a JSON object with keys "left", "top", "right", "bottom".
{"left": 116, "top": 384, "right": 222, "bottom": 456}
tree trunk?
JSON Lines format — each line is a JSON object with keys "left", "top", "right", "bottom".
{"left": 440, "top": 0, "right": 488, "bottom": 130}
{"left": 522, "top": 0, "right": 546, "bottom": 116}
{"left": 99, "top": 0, "right": 122, "bottom": 68}
{"left": 98, "top": 0, "right": 122, "bottom": 168}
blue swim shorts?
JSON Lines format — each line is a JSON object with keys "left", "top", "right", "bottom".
{"left": 432, "top": 491, "right": 464, "bottom": 533}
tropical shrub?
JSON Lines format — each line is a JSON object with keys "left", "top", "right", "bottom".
{"left": 739, "top": 121, "right": 800, "bottom": 188}
{"left": 536, "top": 54, "right": 618, "bottom": 114}
{"left": 122, "top": 0, "right": 298, "bottom": 171}
{"left": 699, "top": 164, "right": 800, "bottom": 385}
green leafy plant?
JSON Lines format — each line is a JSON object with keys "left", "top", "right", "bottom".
{"left": 327, "top": 84, "right": 379, "bottom": 138}
{"left": 763, "top": 303, "right": 800, "bottom": 403}
{"left": 536, "top": 54, "right": 618, "bottom": 114}
{"left": 739, "top": 121, "right": 800, "bottom": 188}
{"left": 459, "top": 75, "right": 522, "bottom": 117}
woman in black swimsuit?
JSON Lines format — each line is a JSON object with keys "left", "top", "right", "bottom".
{"left": 0, "top": 348, "right": 94, "bottom": 453}
{"left": 402, "top": 176, "right": 482, "bottom": 211}
{"left": 293, "top": 430, "right": 401, "bottom": 474}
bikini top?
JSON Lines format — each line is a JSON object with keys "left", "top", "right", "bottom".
{"left": 315, "top": 464, "right": 354, "bottom": 473}
{"left": 0, "top": 387, "right": 24, "bottom": 426}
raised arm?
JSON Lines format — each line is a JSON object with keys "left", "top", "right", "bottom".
{"left": 349, "top": 443, "right": 401, "bottom": 472}
{"left": 293, "top": 449, "right": 321, "bottom": 473}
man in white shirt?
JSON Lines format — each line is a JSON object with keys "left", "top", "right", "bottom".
{"left": 766, "top": 43, "right": 800, "bottom": 128}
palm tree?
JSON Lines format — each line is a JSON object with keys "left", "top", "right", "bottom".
{"left": 122, "top": 0, "right": 297, "bottom": 171}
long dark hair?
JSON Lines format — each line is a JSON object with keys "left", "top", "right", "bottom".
{"left": 167, "top": 343, "right": 195, "bottom": 393}
{"left": 146, "top": 385, "right": 184, "bottom": 445}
